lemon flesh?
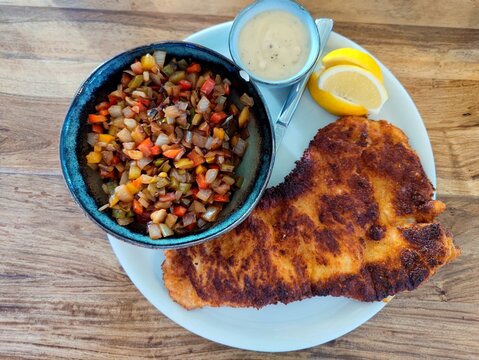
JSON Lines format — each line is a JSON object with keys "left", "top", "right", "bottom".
{"left": 322, "top": 47, "right": 383, "bottom": 83}
{"left": 308, "top": 72, "right": 367, "bottom": 116}
{"left": 317, "top": 65, "right": 388, "bottom": 114}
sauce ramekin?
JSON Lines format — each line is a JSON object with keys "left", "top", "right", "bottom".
{"left": 229, "top": 0, "right": 320, "bottom": 87}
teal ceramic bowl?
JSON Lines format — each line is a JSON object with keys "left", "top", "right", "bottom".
{"left": 60, "top": 41, "right": 275, "bottom": 249}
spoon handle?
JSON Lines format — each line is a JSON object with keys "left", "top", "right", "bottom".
{"left": 274, "top": 18, "right": 333, "bottom": 151}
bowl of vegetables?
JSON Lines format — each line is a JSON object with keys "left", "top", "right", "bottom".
{"left": 60, "top": 41, "right": 275, "bottom": 249}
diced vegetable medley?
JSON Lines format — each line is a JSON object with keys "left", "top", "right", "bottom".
{"left": 86, "top": 51, "right": 253, "bottom": 239}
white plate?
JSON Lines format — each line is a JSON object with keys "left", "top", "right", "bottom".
{"left": 109, "top": 21, "right": 436, "bottom": 352}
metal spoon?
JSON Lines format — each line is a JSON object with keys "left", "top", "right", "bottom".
{"left": 274, "top": 18, "right": 334, "bottom": 151}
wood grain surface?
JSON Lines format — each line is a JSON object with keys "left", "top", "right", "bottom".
{"left": 0, "top": 1, "right": 478, "bottom": 358}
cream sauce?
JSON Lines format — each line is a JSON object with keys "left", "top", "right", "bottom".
{"left": 237, "top": 10, "right": 310, "bottom": 81}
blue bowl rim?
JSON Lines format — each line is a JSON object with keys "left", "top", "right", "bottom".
{"left": 228, "top": 0, "right": 320, "bottom": 87}
{"left": 60, "top": 40, "right": 275, "bottom": 249}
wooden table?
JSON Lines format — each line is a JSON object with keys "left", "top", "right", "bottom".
{"left": 1, "top": 1, "right": 478, "bottom": 358}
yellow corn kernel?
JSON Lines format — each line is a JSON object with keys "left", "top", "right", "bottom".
{"left": 93, "top": 145, "right": 102, "bottom": 152}
{"left": 159, "top": 172, "right": 168, "bottom": 178}
{"left": 195, "top": 164, "right": 207, "bottom": 174}
{"left": 141, "top": 54, "right": 156, "bottom": 71}
{"left": 98, "top": 134, "right": 115, "bottom": 143}
{"left": 213, "top": 127, "right": 225, "bottom": 140}
{"left": 129, "top": 165, "right": 141, "bottom": 179}
{"left": 86, "top": 151, "right": 102, "bottom": 164}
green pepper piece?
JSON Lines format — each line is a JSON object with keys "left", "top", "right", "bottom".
{"left": 179, "top": 182, "right": 191, "bottom": 193}
{"left": 112, "top": 209, "right": 126, "bottom": 219}
{"left": 154, "top": 158, "right": 165, "bottom": 167}
{"left": 169, "top": 177, "right": 179, "bottom": 190}
{"left": 128, "top": 75, "right": 143, "bottom": 89}
{"left": 177, "top": 59, "right": 188, "bottom": 70}
{"left": 169, "top": 71, "right": 186, "bottom": 84}
{"left": 162, "top": 64, "right": 175, "bottom": 77}
{"left": 235, "top": 176, "right": 244, "bottom": 188}
{"left": 106, "top": 181, "right": 118, "bottom": 195}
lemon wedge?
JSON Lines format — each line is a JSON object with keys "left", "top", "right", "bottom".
{"left": 315, "top": 65, "right": 389, "bottom": 114}
{"left": 308, "top": 72, "right": 367, "bottom": 116}
{"left": 322, "top": 47, "right": 383, "bottom": 83}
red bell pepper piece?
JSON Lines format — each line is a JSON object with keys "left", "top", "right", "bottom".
{"left": 186, "top": 63, "right": 201, "bottom": 73}
{"left": 95, "top": 101, "right": 110, "bottom": 111}
{"left": 210, "top": 111, "right": 227, "bottom": 124}
{"left": 150, "top": 145, "right": 161, "bottom": 156}
{"left": 159, "top": 192, "right": 176, "bottom": 202}
{"left": 213, "top": 194, "right": 229, "bottom": 203}
{"left": 196, "top": 173, "right": 208, "bottom": 189}
{"left": 185, "top": 223, "right": 196, "bottom": 231}
{"left": 91, "top": 124, "right": 103, "bottom": 133}
{"left": 200, "top": 78, "right": 216, "bottom": 95}
{"left": 178, "top": 80, "right": 192, "bottom": 90}
{"left": 88, "top": 114, "right": 108, "bottom": 123}
{"left": 132, "top": 199, "right": 144, "bottom": 215}
{"left": 163, "top": 148, "right": 183, "bottom": 159}
{"left": 223, "top": 82, "right": 230, "bottom": 96}
{"left": 137, "top": 137, "right": 154, "bottom": 157}
{"left": 187, "top": 150, "right": 204, "bottom": 166}
{"left": 107, "top": 94, "right": 119, "bottom": 104}
{"left": 172, "top": 205, "right": 187, "bottom": 217}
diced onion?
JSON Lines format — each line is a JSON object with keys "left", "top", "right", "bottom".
{"left": 114, "top": 184, "right": 133, "bottom": 202}
{"left": 192, "top": 132, "right": 207, "bottom": 148}
{"left": 164, "top": 215, "right": 178, "bottom": 230}
{"left": 122, "top": 107, "right": 135, "bottom": 118}
{"left": 183, "top": 212, "right": 196, "bottom": 226}
{"left": 117, "top": 128, "right": 133, "bottom": 143}
{"left": 124, "top": 118, "right": 137, "bottom": 130}
{"left": 176, "top": 101, "right": 188, "bottom": 111}
{"left": 148, "top": 223, "right": 162, "bottom": 239}
{"left": 233, "top": 138, "right": 247, "bottom": 157}
{"left": 205, "top": 169, "right": 218, "bottom": 184}
{"left": 196, "top": 189, "right": 212, "bottom": 202}
{"left": 184, "top": 131, "right": 193, "bottom": 144}
{"left": 240, "top": 93, "right": 254, "bottom": 107}
{"left": 87, "top": 133, "right": 98, "bottom": 146}
{"left": 151, "top": 209, "right": 167, "bottom": 224}
{"left": 159, "top": 223, "right": 174, "bottom": 237}
{"left": 164, "top": 105, "right": 181, "bottom": 118}
{"left": 197, "top": 96, "right": 210, "bottom": 113}
{"left": 154, "top": 51, "right": 166, "bottom": 68}
{"left": 108, "top": 105, "right": 123, "bottom": 118}
{"left": 202, "top": 206, "right": 220, "bottom": 222}
{"left": 205, "top": 136, "right": 214, "bottom": 150}
{"left": 191, "top": 200, "right": 206, "bottom": 213}
{"left": 137, "top": 157, "right": 152, "bottom": 170}
{"left": 197, "top": 218, "right": 207, "bottom": 228}
{"left": 155, "top": 133, "right": 170, "bottom": 146}
{"left": 117, "top": 218, "right": 134, "bottom": 226}
{"left": 123, "top": 142, "right": 136, "bottom": 150}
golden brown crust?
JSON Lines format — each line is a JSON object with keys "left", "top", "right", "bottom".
{"left": 162, "top": 116, "right": 459, "bottom": 309}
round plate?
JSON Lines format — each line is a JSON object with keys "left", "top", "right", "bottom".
{"left": 109, "top": 21, "right": 436, "bottom": 352}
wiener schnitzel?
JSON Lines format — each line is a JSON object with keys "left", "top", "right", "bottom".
{"left": 162, "top": 116, "right": 459, "bottom": 309}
